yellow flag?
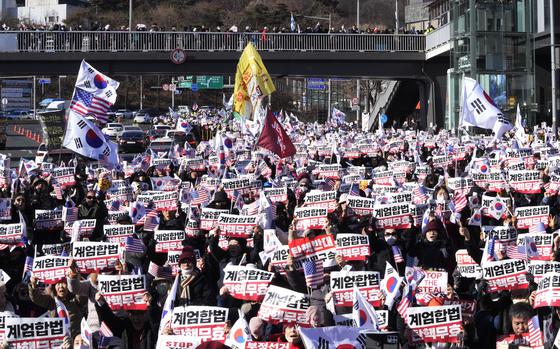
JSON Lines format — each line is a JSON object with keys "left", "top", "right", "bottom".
{"left": 233, "top": 42, "right": 275, "bottom": 119}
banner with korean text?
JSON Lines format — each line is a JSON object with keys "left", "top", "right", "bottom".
{"left": 32, "top": 256, "right": 71, "bottom": 284}
{"left": 330, "top": 271, "right": 381, "bottom": 307}
{"left": 6, "top": 317, "right": 65, "bottom": 349}
{"left": 257, "top": 285, "right": 310, "bottom": 326}
{"left": 223, "top": 265, "right": 274, "bottom": 302}
{"left": 218, "top": 214, "right": 257, "bottom": 238}
{"left": 154, "top": 230, "right": 185, "bottom": 253}
{"left": 482, "top": 259, "right": 529, "bottom": 292}
{"left": 407, "top": 305, "right": 462, "bottom": 343}
{"left": 288, "top": 234, "right": 336, "bottom": 269}
{"left": 72, "top": 241, "right": 120, "bottom": 273}
{"left": 335, "top": 234, "right": 370, "bottom": 261}
{"left": 171, "top": 306, "right": 229, "bottom": 342}
{"left": 98, "top": 274, "right": 147, "bottom": 310}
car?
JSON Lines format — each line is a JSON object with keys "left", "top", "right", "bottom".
{"left": 165, "top": 130, "right": 188, "bottom": 144}
{"left": 149, "top": 137, "right": 174, "bottom": 154}
{"left": 6, "top": 110, "right": 33, "bottom": 119}
{"left": 117, "top": 130, "right": 147, "bottom": 152}
{"left": 147, "top": 128, "right": 168, "bottom": 141}
{"left": 118, "top": 125, "right": 142, "bottom": 137}
{"left": 133, "top": 110, "right": 153, "bottom": 124}
{"left": 115, "top": 109, "right": 134, "bottom": 119}
{"left": 102, "top": 123, "right": 124, "bottom": 138}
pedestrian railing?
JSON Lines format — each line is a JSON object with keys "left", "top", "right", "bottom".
{"left": 0, "top": 31, "right": 426, "bottom": 53}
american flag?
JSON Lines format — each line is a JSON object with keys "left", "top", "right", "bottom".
{"left": 505, "top": 243, "right": 526, "bottom": 260}
{"left": 397, "top": 283, "right": 413, "bottom": 323}
{"left": 143, "top": 209, "right": 160, "bottom": 231}
{"left": 99, "top": 321, "right": 114, "bottom": 349}
{"left": 148, "top": 261, "right": 173, "bottom": 279}
{"left": 392, "top": 246, "right": 404, "bottom": 264}
{"left": 349, "top": 183, "right": 360, "bottom": 196}
{"left": 191, "top": 188, "right": 210, "bottom": 206}
{"left": 452, "top": 191, "right": 468, "bottom": 213}
{"left": 413, "top": 185, "right": 429, "bottom": 203}
{"left": 303, "top": 259, "right": 324, "bottom": 289}
{"left": 322, "top": 178, "right": 335, "bottom": 191}
{"left": 70, "top": 88, "right": 112, "bottom": 124}
{"left": 528, "top": 315, "right": 544, "bottom": 348}
{"left": 52, "top": 183, "right": 63, "bottom": 200}
{"left": 125, "top": 236, "right": 146, "bottom": 254}
{"left": 62, "top": 201, "right": 78, "bottom": 224}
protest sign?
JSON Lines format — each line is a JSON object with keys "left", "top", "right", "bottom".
{"left": 103, "top": 224, "right": 135, "bottom": 244}
{"left": 35, "top": 209, "right": 63, "bottom": 231}
{"left": 416, "top": 270, "right": 448, "bottom": 294}
{"left": 6, "top": 317, "right": 65, "bottom": 349}
{"left": 257, "top": 285, "right": 310, "bottom": 326}
{"left": 347, "top": 196, "right": 377, "bottom": 217}
{"left": 407, "top": 305, "right": 462, "bottom": 343}
{"left": 508, "top": 170, "right": 542, "bottom": 194}
{"left": 534, "top": 273, "right": 560, "bottom": 308}
{"left": 218, "top": 214, "right": 257, "bottom": 238}
{"left": 72, "top": 219, "right": 96, "bottom": 240}
{"left": 288, "top": 234, "right": 336, "bottom": 269}
{"left": 303, "top": 191, "right": 337, "bottom": 213}
{"left": 171, "top": 306, "right": 228, "bottom": 342}
{"left": 98, "top": 274, "right": 148, "bottom": 310}
{"left": 0, "top": 223, "right": 23, "bottom": 245}
{"left": 330, "top": 271, "right": 381, "bottom": 307}
{"left": 51, "top": 167, "right": 75, "bottom": 189}
{"left": 293, "top": 207, "right": 328, "bottom": 231}
{"left": 154, "top": 230, "right": 185, "bottom": 253}
{"left": 335, "top": 234, "right": 370, "bottom": 261}
{"left": 516, "top": 232, "right": 554, "bottom": 261}
{"left": 32, "top": 256, "right": 71, "bottom": 284}
{"left": 72, "top": 241, "right": 120, "bottom": 273}
{"left": 155, "top": 335, "right": 201, "bottom": 349}
{"left": 514, "top": 206, "right": 549, "bottom": 230}
{"left": 529, "top": 261, "right": 560, "bottom": 283}
{"left": 263, "top": 187, "right": 288, "bottom": 203}
{"left": 223, "top": 265, "right": 274, "bottom": 302}
{"left": 373, "top": 203, "right": 412, "bottom": 230}
{"left": 455, "top": 250, "right": 482, "bottom": 279}
{"left": 200, "top": 208, "right": 229, "bottom": 230}
{"left": 482, "top": 259, "right": 529, "bottom": 292}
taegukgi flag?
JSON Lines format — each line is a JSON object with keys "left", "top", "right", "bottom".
{"left": 460, "top": 77, "right": 512, "bottom": 139}
{"left": 75, "top": 60, "right": 120, "bottom": 105}
{"left": 62, "top": 109, "right": 113, "bottom": 160}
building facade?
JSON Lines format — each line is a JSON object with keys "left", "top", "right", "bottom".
{"left": 17, "top": 0, "right": 86, "bottom": 25}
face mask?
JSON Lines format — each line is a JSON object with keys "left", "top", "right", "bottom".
{"left": 181, "top": 267, "right": 194, "bottom": 277}
{"left": 385, "top": 236, "right": 397, "bottom": 245}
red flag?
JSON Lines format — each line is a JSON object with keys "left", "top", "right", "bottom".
{"left": 256, "top": 109, "right": 296, "bottom": 158}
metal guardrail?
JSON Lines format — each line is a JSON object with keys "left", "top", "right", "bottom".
{"left": 0, "top": 31, "right": 426, "bottom": 53}
{"left": 425, "top": 23, "right": 451, "bottom": 52}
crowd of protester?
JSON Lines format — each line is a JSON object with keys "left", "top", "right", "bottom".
{"left": 0, "top": 105, "right": 556, "bottom": 349}
{"left": 3, "top": 21, "right": 431, "bottom": 35}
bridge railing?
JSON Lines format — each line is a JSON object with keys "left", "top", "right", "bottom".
{"left": 0, "top": 31, "right": 426, "bottom": 53}
{"left": 425, "top": 23, "right": 451, "bottom": 55}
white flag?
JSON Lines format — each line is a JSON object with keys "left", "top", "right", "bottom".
{"left": 62, "top": 110, "right": 112, "bottom": 160}
{"left": 75, "top": 60, "right": 119, "bottom": 104}
{"left": 514, "top": 104, "right": 527, "bottom": 145}
{"left": 352, "top": 287, "right": 380, "bottom": 331}
{"left": 460, "top": 77, "right": 512, "bottom": 138}
{"left": 225, "top": 310, "right": 252, "bottom": 349}
{"left": 159, "top": 274, "right": 179, "bottom": 334}
{"left": 299, "top": 326, "right": 367, "bottom": 349}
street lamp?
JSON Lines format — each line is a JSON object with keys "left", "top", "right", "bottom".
{"left": 129, "top": 0, "right": 132, "bottom": 31}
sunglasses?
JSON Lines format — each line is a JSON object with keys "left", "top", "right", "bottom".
{"left": 86, "top": 196, "right": 95, "bottom": 199}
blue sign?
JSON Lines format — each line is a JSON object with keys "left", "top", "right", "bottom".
{"left": 307, "top": 78, "right": 326, "bottom": 90}
{"left": 380, "top": 114, "right": 388, "bottom": 125}
{"left": 38, "top": 78, "right": 51, "bottom": 84}
{"left": 191, "top": 83, "right": 198, "bottom": 92}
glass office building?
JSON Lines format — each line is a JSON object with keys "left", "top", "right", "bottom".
{"left": 447, "top": 0, "right": 535, "bottom": 129}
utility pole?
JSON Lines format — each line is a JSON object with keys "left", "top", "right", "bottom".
{"left": 129, "top": 0, "right": 132, "bottom": 31}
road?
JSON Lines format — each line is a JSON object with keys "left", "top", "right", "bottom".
{"left": 3, "top": 119, "right": 153, "bottom": 168}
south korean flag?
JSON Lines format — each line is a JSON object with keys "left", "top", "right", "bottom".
{"left": 75, "top": 60, "right": 120, "bottom": 104}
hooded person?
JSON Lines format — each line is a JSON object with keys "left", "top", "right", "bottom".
{"left": 206, "top": 189, "right": 231, "bottom": 210}
{"left": 174, "top": 245, "right": 215, "bottom": 306}
{"left": 406, "top": 218, "right": 454, "bottom": 272}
